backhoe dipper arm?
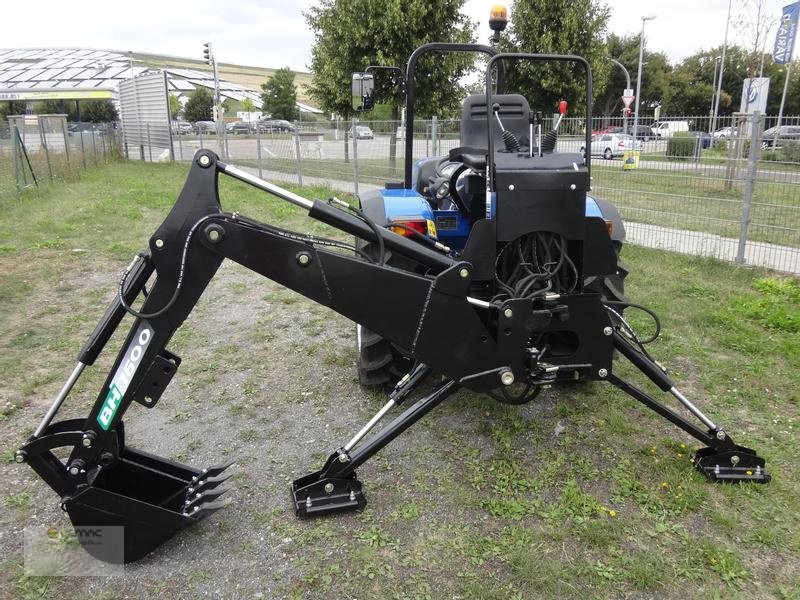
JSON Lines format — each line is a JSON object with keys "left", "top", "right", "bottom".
{"left": 18, "top": 151, "right": 549, "bottom": 531}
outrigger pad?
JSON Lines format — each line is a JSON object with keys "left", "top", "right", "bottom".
{"left": 291, "top": 471, "right": 366, "bottom": 517}
{"left": 693, "top": 445, "right": 770, "bottom": 483}
{"left": 64, "top": 447, "right": 232, "bottom": 563}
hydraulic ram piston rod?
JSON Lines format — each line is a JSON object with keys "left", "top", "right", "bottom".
{"left": 33, "top": 362, "right": 86, "bottom": 438}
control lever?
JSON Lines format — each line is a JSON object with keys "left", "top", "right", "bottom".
{"left": 492, "top": 103, "right": 520, "bottom": 152}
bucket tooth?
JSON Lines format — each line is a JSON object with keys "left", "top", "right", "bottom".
{"left": 189, "top": 462, "right": 234, "bottom": 483}
{"left": 185, "top": 498, "right": 232, "bottom": 519}
{"left": 182, "top": 486, "right": 230, "bottom": 512}
{"left": 187, "top": 472, "right": 232, "bottom": 496}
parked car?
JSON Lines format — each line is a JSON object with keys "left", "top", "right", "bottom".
{"left": 193, "top": 121, "right": 217, "bottom": 134}
{"left": 652, "top": 120, "right": 690, "bottom": 138}
{"left": 591, "top": 125, "right": 624, "bottom": 135}
{"left": 352, "top": 125, "right": 374, "bottom": 139}
{"left": 581, "top": 133, "right": 642, "bottom": 160}
{"left": 258, "top": 119, "right": 296, "bottom": 133}
{"left": 171, "top": 121, "right": 193, "bottom": 135}
{"left": 229, "top": 121, "right": 253, "bottom": 135}
{"left": 632, "top": 124, "right": 655, "bottom": 140}
{"left": 760, "top": 125, "right": 800, "bottom": 149}
{"left": 712, "top": 126, "right": 735, "bottom": 139}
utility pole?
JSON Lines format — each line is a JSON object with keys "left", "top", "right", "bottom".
{"left": 709, "top": 56, "right": 721, "bottom": 132}
{"left": 633, "top": 15, "right": 657, "bottom": 147}
{"left": 712, "top": 0, "right": 733, "bottom": 134}
{"left": 203, "top": 42, "right": 224, "bottom": 157}
{"left": 609, "top": 58, "right": 631, "bottom": 136}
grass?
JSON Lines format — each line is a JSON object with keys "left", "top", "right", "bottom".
{"left": 0, "top": 160, "right": 798, "bottom": 598}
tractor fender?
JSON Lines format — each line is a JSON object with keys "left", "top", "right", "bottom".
{"left": 586, "top": 194, "right": 626, "bottom": 243}
{"left": 359, "top": 188, "right": 434, "bottom": 228}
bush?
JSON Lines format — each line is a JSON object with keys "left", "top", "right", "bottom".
{"left": 760, "top": 149, "right": 780, "bottom": 162}
{"left": 779, "top": 140, "right": 800, "bottom": 163}
{"left": 712, "top": 138, "right": 727, "bottom": 153}
{"left": 666, "top": 132, "right": 695, "bottom": 160}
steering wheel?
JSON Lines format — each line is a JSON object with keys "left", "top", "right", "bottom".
{"left": 430, "top": 157, "right": 471, "bottom": 216}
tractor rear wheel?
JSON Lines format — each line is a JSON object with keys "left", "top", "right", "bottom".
{"left": 356, "top": 324, "right": 413, "bottom": 387}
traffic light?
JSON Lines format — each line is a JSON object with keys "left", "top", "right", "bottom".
{"left": 203, "top": 42, "right": 213, "bottom": 66}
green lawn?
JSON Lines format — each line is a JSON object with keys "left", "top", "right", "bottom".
{"left": 0, "top": 161, "right": 798, "bottom": 599}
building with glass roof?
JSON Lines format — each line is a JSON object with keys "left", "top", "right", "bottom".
{"left": 0, "top": 48, "right": 320, "bottom": 114}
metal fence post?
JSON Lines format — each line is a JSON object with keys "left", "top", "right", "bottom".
{"left": 91, "top": 130, "right": 98, "bottom": 166}
{"left": 736, "top": 111, "right": 761, "bottom": 264}
{"left": 432, "top": 115, "right": 438, "bottom": 156}
{"left": 294, "top": 128, "right": 303, "bottom": 186}
{"left": 61, "top": 120, "right": 70, "bottom": 168}
{"left": 146, "top": 124, "right": 152, "bottom": 162}
{"left": 39, "top": 120, "right": 54, "bottom": 181}
{"left": 351, "top": 117, "right": 359, "bottom": 196}
{"left": 256, "top": 126, "right": 263, "bottom": 179}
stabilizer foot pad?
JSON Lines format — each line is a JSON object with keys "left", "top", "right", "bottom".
{"left": 291, "top": 471, "right": 367, "bottom": 517}
{"left": 693, "top": 446, "right": 770, "bottom": 483}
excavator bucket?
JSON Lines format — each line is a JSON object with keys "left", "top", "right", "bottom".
{"left": 62, "top": 450, "right": 232, "bottom": 563}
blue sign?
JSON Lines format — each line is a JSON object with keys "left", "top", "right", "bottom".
{"left": 747, "top": 84, "right": 758, "bottom": 103}
{"left": 773, "top": 2, "right": 800, "bottom": 64}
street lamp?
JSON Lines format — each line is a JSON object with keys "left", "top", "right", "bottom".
{"left": 633, "top": 15, "right": 657, "bottom": 144}
{"left": 709, "top": 56, "right": 721, "bottom": 132}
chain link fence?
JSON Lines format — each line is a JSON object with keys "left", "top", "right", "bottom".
{"left": 1, "top": 115, "right": 120, "bottom": 200}
{"left": 12, "top": 110, "right": 782, "bottom": 275}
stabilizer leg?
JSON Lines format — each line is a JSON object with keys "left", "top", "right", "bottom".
{"left": 610, "top": 331, "right": 769, "bottom": 484}
{"left": 292, "top": 367, "right": 453, "bottom": 517}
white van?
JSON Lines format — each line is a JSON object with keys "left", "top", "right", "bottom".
{"left": 652, "top": 121, "right": 689, "bottom": 138}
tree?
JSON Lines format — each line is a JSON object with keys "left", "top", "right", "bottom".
{"left": 261, "top": 67, "right": 297, "bottom": 120}
{"left": 81, "top": 100, "right": 118, "bottom": 123}
{"left": 184, "top": 87, "right": 213, "bottom": 122}
{"left": 305, "top": 0, "right": 475, "bottom": 166}
{"left": 241, "top": 97, "right": 255, "bottom": 116}
{"left": 500, "top": 0, "right": 612, "bottom": 113}
{"left": 169, "top": 94, "right": 181, "bottom": 120}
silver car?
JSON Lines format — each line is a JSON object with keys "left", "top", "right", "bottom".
{"left": 582, "top": 133, "right": 642, "bottom": 160}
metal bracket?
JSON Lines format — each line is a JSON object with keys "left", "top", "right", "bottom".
{"left": 132, "top": 350, "right": 181, "bottom": 408}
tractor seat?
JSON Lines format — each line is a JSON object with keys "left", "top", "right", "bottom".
{"left": 460, "top": 94, "right": 531, "bottom": 150}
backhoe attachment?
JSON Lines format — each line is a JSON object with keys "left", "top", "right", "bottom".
{"left": 16, "top": 150, "right": 768, "bottom": 564}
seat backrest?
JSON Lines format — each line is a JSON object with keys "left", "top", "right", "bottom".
{"left": 460, "top": 94, "right": 530, "bottom": 149}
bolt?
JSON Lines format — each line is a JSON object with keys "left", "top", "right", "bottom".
{"left": 154, "top": 238, "right": 164, "bottom": 249}
{"left": 81, "top": 432, "right": 96, "bottom": 448}
{"left": 68, "top": 460, "right": 85, "bottom": 476}
{"left": 14, "top": 451, "right": 26, "bottom": 463}
{"left": 716, "top": 429, "right": 726, "bottom": 441}
{"left": 503, "top": 307, "right": 513, "bottom": 319}
{"left": 714, "top": 464, "right": 720, "bottom": 475}
{"left": 570, "top": 184, "right": 576, "bottom": 191}
{"left": 598, "top": 368, "right": 608, "bottom": 378}
{"left": 459, "top": 267, "right": 470, "bottom": 279}
{"left": 338, "top": 453, "right": 349, "bottom": 463}
{"left": 98, "top": 452, "right": 115, "bottom": 466}
{"left": 603, "top": 326, "right": 612, "bottom": 336}
{"left": 144, "top": 396, "right": 153, "bottom": 405}
{"left": 198, "top": 154, "right": 211, "bottom": 167}
{"left": 349, "top": 490, "right": 356, "bottom": 502}
{"left": 208, "top": 229, "right": 220, "bottom": 242}
{"left": 193, "top": 506, "right": 200, "bottom": 513}
{"left": 306, "top": 496, "right": 312, "bottom": 508}
{"left": 500, "top": 370, "right": 515, "bottom": 386}
{"left": 324, "top": 483, "right": 335, "bottom": 494}
{"left": 508, "top": 184, "right": 515, "bottom": 191}
{"left": 730, "top": 455, "right": 740, "bottom": 466}
{"left": 297, "top": 252, "right": 311, "bottom": 266}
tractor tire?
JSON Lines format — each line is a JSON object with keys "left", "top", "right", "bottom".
{"left": 356, "top": 324, "right": 412, "bottom": 387}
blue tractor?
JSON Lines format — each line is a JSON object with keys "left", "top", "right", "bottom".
{"left": 353, "top": 42, "right": 627, "bottom": 393}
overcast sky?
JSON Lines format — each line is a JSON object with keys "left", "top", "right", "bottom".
{"left": 0, "top": 0, "right": 792, "bottom": 72}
